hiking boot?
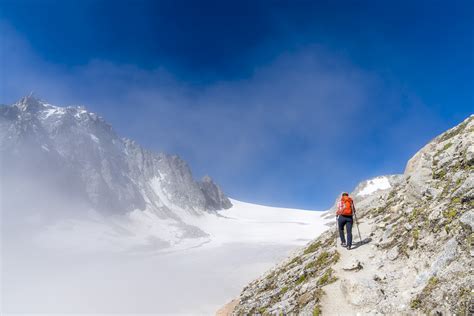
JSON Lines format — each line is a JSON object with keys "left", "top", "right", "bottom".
{"left": 341, "top": 242, "right": 346, "bottom": 247}
{"left": 346, "top": 245, "right": 352, "bottom": 250}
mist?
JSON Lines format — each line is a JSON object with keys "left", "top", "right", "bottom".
{"left": 1, "top": 159, "right": 328, "bottom": 314}
{"left": 0, "top": 20, "right": 445, "bottom": 210}
{"left": 3, "top": 232, "right": 296, "bottom": 314}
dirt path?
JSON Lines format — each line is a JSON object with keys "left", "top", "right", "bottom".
{"left": 320, "top": 217, "right": 376, "bottom": 315}
{"left": 215, "top": 299, "right": 239, "bottom": 316}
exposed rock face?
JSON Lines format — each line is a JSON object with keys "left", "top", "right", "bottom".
{"left": 1, "top": 96, "right": 232, "bottom": 248}
{"left": 199, "top": 175, "right": 233, "bottom": 211}
{"left": 229, "top": 115, "right": 473, "bottom": 315}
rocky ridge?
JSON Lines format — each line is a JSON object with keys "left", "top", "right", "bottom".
{"left": 0, "top": 96, "right": 232, "bottom": 249}
{"left": 227, "top": 115, "right": 473, "bottom": 315}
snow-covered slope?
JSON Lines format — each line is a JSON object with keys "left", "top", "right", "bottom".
{"left": 356, "top": 176, "right": 392, "bottom": 196}
{"left": 180, "top": 199, "right": 329, "bottom": 248}
{"left": 1, "top": 96, "right": 329, "bottom": 253}
{"left": 320, "top": 174, "right": 403, "bottom": 223}
{"left": 35, "top": 198, "right": 330, "bottom": 253}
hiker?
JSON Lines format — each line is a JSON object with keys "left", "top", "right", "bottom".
{"left": 336, "top": 192, "right": 356, "bottom": 250}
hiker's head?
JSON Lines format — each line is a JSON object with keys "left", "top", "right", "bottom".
{"left": 342, "top": 192, "right": 349, "bottom": 197}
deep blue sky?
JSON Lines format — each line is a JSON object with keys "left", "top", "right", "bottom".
{"left": 1, "top": 0, "right": 473, "bottom": 209}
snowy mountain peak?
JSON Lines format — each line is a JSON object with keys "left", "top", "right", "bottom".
{"left": 355, "top": 175, "right": 392, "bottom": 196}
{"left": 15, "top": 95, "right": 46, "bottom": 112}
{"left": 1, "top": 96, "right": 232, "bottom": 251}
{"left": 14, "top": 95, "right": 105, "bottom": 123}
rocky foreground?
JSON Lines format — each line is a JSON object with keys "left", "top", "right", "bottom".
{"left": 220, "top": 115, "right": 473, "bottom": 315}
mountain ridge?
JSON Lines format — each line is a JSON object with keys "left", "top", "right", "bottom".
{"left": 1, "top": 95, "right": 232, "bottom": 251}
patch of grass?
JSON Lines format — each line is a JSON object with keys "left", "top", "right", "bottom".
{"left": 296, "top": 274, "right": 307, "bottom": 285}
{"left": 374, "top": 206, "right": 385, "bottom": 215}
{"left": 287, "top": 256, "right": 302, "bottom": 266}
{"left": 442, "top": 142, "right": 453, "bottom": 151}
{"left": 433, "top": 168, "right": 447, "bottom": 180}
{"left": 305, "top": 251, "right": 332, "bottom": 270}
{"left": 312, "top": 305, "right": 321, "bottom": 316}
{"left": 427, "top": 276, "right": 439, "bottom": 289}
{"left": 409, "top": 208, "right": 420, "bottom": 222}
{"left": 409, "top": 276, "right": 441, "bottom": 313}
{"left": 410, "top": 298, "right": 422, "bottom": 309}
{"left": 439, "top": 121, "right": 468, "bottom": 142}
{"left": 445, "top": 224, "right": 450, "bottom": 235}
{"left": 315, "top": 251, "right": 329, "bottom": 265}
{"left": 258, "top": 307, "right": 266, "bottom": 314}
{"left": 317, "top": 268, "right": 337, "bottom": 286}
{"left": 411, "top": 228, "right": 420, "bottom": 248}
{"left": 443, "top": 208, "right": 457, "bottom": 222}
{"left": 304, "top": 241, "right": 322, "bottom": 255}
{"left": 280, "top": 286, "right": 288, "bottom": 295}
{"left": 305, "top": 261, "right": 316, "bottom": 270}
{"left": 451, "top": 197, "right": 461, "bottom": 204}
{"left": 387, "top": 190, "right": 396, "bottom": 200}
{"left": 413, "top": 228, "right": 420, "bottom": 240}
{"left": 410, "top": 298, "right": 421, "bottom": 309}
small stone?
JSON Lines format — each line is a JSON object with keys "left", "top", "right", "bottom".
{"left": 460, "top": 210, "right": 474, "bottom": 230}
{"left": 387, "top": 246, "right": 399, "bottom": 261}
{"left": 343, "top": 259, "right": 363, "bottom": 271}
{"left": 296, "top": 292, "right": 312, "bottom": 306}
{"left": 404, "top": 223, "right": 413, "bottom": 231}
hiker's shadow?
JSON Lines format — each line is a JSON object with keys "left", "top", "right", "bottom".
{"left": 351, "top": 237, "right": 372, "bottom": 249}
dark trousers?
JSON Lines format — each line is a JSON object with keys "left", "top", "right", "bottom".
{"left": 338, "top": 215, "right": 353, "bottom": 246}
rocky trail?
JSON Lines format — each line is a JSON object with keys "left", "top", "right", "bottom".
{"left": 320, "top": 217, "right": 376, "bottom": 315}
{"left": 219, "top": 114, "right": 473, "bottom": 315}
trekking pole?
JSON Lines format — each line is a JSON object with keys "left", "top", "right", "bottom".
{"left": 335, "top": 215, "right": 339, "bottom": 247}
{"left": 353, "top": 212, "right": 363, "bottom": 244}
